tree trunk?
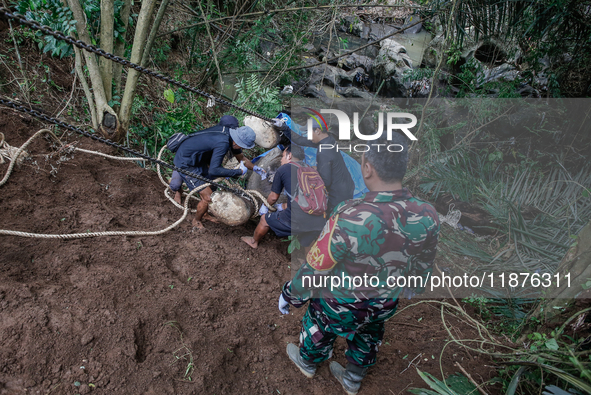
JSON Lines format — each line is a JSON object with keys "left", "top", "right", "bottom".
{"left": 118, "top": 0, "right": 157, "bottom": 131}
{"left": 60, "top": 0, "right": 96, "bottom": 128}
{"left": 140, "top": 0, "right": 170, "bottom": 67}
{"left": 113, "top": 0, "right": 131, "bottom": 102}
{"left": 99, "top": 0, "right": 114, "bottom": 102}
{"left": 530, "top": 220, "right": 591, "bottom": 322}
{"left": 73, "top": 45, "right": 98, "bottom": 129}
{"left": 67, "top": 0, "right": 121, "bottom": 140}
{"left": 197, "top": 0, "right": 224, "bottom": 92}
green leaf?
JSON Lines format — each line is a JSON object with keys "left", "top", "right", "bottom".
{"left": 164, "top": 89, "right": 175, "bottom": 104}
{"left": 444, "top": 373, "right": 477, "bottom": 394}
{"left": 506, "top": 366, "right": 527, "bottom": 395}
{"left": 545, "top": 338, "right": 559, "bottom": 351}
{"left": 413, "top": 369, "right": 458, "bottom": 395}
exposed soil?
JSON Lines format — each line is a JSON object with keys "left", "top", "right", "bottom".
{"left": 0, "top": 109, "right": 503, "bottom": 395}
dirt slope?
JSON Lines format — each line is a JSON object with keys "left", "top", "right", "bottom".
{"left": 0, "top": 109, "right": 499, "bottom": 395}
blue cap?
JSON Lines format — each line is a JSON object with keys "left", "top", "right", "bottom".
{"left": 229, "top": 126, "right": 256, "bottom": 149}
{"left": 219, "top": 115, "right": 239, "bottom": 129}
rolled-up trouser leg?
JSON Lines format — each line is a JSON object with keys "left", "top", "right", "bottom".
{"left": 299, "top": 307, "right": 337, "bottom": 364}
{"left": 169, "top": 170, "right": 183, "bottom": 191}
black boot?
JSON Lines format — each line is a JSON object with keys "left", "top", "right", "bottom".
{"left": 286, "top": 343, "right": 317, "bottom": 378}
{"left": 330, "top": 361, "right": 368, "bottom": 395}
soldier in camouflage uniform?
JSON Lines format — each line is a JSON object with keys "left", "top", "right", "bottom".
{"left": 277, "top": 133, "right": 440, "bottom": 395}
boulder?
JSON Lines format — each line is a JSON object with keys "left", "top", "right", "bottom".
{"left": 334, "top": 86, "right": 374, "bottom": 100}
{"left": 479, "top": 63, "right": 519, "bottom": 85}
{"left": 370, "top": 39, "right": 413, "bottom": 97}
{"left": 309, "top": 64, "right": 365, "bottom": 88}
{"left": 368, "top": 24, "right": 399, "bottom": 41}
{"left": 301, "top": 84, "right": 330, "bottom": 103}
{"left": 421, "top": 32, "right": 444, "bottom": 68}
{"left": 337, "top": 53, "right": 373, "bottom": 73}
{"left": 401, "top": 16, "right": 423, "bottom": 34}
{"left": 315, "top": 46, "right": 339, "bottom": 64}
{"left": 339, "top": 16, "right": 365, "bottom": 36}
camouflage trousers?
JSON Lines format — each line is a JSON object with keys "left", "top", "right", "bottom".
{"left": 298, "top": 303, "right": 397, "bottom": 368}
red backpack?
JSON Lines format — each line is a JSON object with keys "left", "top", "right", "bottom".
{"left": 290, "top": 162, "right": 328, "bottom": 216}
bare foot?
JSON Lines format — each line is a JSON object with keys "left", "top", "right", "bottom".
{"left": 192, "top": 218, "right": 205, "bottom": 231}
{"left": 203, "top": 213, "right": 220, "bottom": 223}
{"left": 241, "top": 236, "right": 258, "bottom": 249}
{"left": 174, "top": 191, "right": 182, "bottom": 205}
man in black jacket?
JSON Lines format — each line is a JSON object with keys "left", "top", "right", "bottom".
{"left": 170, "top": 115, "right": 260, "bottom": 230}
{"left": 273, "top": 119, "right": 355, "bottom": 214}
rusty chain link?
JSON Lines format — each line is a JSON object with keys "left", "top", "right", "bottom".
{"left": 0, "top": 98, "right": 255, "bottom": 203}
{"left": 0, "top": 6, "right": 279, "bottom": 203}
{"left": 0, "top": 7, "right": 273, "bottom": 122}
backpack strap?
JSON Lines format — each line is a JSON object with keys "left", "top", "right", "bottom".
{"left": 285, "top": 161, "right": 303, "bottom": 202}
{"left": 188, "top": 125, "right": 228, "bottom": 138}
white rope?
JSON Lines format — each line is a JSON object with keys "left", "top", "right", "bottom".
{"left": 0, "top": 187, "right": 201, "bottom": 239}
{"left": 71, "top": 146, "right": 147, "bottom": 161}
{"left": 1, "top": 129, "right": 56, "bottom": 187}
{"left": 0, "top": 132, "right": 28, "bottom": 165}
{"left": 0, "top": 130, "right": 274, "bottom": 239}
{"left": 0, "top": 130, "right": 201, "bottom": 239}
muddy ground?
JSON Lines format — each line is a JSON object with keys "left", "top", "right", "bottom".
{"left": 0, "top": 109, "right": 500, "bottom": 395}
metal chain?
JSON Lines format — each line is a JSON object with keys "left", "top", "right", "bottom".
{"left": 0, "top": 7, "right": 273, "bottom": 122}
{"left": 0, "top": 98, "right": 255, "bottom": 203}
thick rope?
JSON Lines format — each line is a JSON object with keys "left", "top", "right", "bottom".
{"left": 0, "top": 187, "right": 202, "bottom": 239}
{"left": 0, "top": 132, "right": 28, "bottom": 165}
{"left": 0, "top": 99, "right": 254, "bottom": 203}
{"left": 0, "top": 131, "right": 205, "bottom": 239}
{"left": 1, "top": 131, "right": 272, "bottom": 239}
{"left": 0, "top": 129, "right": 55, "bottom": 187}
{"left": 70, "top": 146, "right": 147, "bottom": 161}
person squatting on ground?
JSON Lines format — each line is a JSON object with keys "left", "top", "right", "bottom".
{"left": 277, "top": 133, "right": 440, "bottom": 395}
{"left": 169, "top": 115, "right": 265, "bottom": 230}
{"left": 273, "top": 117, "right": 355, "bottom": 214}
{"left": 241, "top": 144, "right": 326, "bottom": 249}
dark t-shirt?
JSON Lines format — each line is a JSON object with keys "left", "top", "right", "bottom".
{"left": 173, "top": 125, "right": 242, "bottom": 179}
{"left": 271, "top": 162, "right": 326, "bottom": 233}
{"left": 280, "top": 126, "right": 355, "bottom": 212}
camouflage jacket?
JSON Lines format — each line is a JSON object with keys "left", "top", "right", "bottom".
{"left": 281, "top": 188, "right": 440, "bottom": 336}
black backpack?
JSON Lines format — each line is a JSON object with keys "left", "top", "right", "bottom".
{"left": 166, "top": 125, "right": 229, "bottom": 153}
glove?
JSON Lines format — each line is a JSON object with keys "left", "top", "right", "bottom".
{"left": 259, "top": 205, "right": 269, "bottom": 216}
{"left": 253, "top": 165, "right": 267, "bottom": 180}
{"left": 278, "top": 294, "right": 290, "bottom": 314}
{"left": 239, "top": 161, "right": 248, "bottom": 175}
{"left": 272, "top": 118, "right": 286, "bottom": 129}
{"left": 275, "top": 203, "right": 284, "bottom": 212}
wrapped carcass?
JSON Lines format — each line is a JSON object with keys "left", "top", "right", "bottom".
{"left": 243, "top": 116, "right": 279, "bottom": 148}
{"left": 207, "top": 191, "right": 254, "bottom": 226}
{"left": 246, "top": 147, "right": 287, "bottom": 206}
